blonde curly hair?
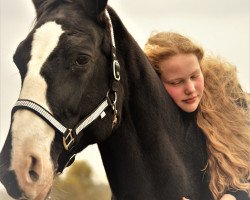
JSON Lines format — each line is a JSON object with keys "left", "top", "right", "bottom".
{"left": 144, "top": 31, "right": 250, "bottom": 200}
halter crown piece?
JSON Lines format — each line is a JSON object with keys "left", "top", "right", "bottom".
{"left": 12, "top": 9, "right": 120, "bottom": 173}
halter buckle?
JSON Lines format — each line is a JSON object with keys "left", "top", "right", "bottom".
{"left": 113, "top": 60, "right": 120, "bottom": 81}
{"left": 63, "top": 129, "right": 75, "bottom": 151}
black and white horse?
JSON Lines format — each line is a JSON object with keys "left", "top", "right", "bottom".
{"left": 0, "top": 0, "right": 210, "bottom": 199}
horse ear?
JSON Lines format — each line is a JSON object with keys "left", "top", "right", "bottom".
{"left": 81, "top": 0, "right": 108, "bottom": 17}
{"left": 32, "top": 0, "right": 43, "bottom": 12}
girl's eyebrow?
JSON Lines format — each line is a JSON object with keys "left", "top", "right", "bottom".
{"left": 190, "top": 69, "right": 201, "bottom": 75}
{"left": 165, "top": 69, "right": 201, "bottom": 83}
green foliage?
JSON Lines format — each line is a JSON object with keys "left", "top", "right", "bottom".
{"left": 50, "top": 161, "right": 111, "bottom": 200}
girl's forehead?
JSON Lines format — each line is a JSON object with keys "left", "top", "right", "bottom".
{"left": 159, "top": 54, "right": 201, "bottom": 80}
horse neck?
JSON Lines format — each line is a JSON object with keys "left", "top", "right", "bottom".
{"left": 98, "top": 12, "right": 191, "bottom": 197}
{"left": 107, "top": 8, "right": 178, "bottom": 121}
{"left": 118, "top": 30, "right": 180, "bottom": 126}
{"left": 121, "top": 44, "right": 182, "bottom": 139}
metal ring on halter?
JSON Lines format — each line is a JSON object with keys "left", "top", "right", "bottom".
{"left": 113, "top": 60, "right": 121, "bottom": 81}
{"left": 107, "top": 90, "right": 117, "bottom": 107}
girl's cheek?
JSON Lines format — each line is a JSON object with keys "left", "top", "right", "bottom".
{"left": 164, "top": 85, "right": 182, "bottom": 102}
{"left": 197, "top": 77, "right": 205, "bottom": 93}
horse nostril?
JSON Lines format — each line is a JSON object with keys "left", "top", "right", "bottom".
{"left": 29, "top": 170, "right": 39, "bottom": 182}
{"left": 28, "top": 156, "right": 39, "bottom": 182}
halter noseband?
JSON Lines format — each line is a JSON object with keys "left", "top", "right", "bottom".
{"left": 11, "top": 10, "right": 120, "bottom": 173}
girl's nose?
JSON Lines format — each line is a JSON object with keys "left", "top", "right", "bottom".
{"left": 184, "top": 80, "right": 195, "bottom": 94}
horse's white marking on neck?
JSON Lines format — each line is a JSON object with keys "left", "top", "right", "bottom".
{"left": 11, "top": 22, "right": 64, "bottom": 184}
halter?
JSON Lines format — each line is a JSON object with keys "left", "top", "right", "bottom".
{"left": 11, "top": 10, "right": 120, "bottom": 173}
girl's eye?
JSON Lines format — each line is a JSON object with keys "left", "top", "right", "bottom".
{"left": 170, "top": 81, "right": 183, "bottom": 86}
{"left": 191, "top": 74, "right": 200, "bottom": 79}
{"left": 75, "top": 55, "right": 90, "bottom": 66}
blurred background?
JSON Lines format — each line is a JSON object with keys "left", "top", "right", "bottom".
{"left": 0, "top": 0, "right": 249, "bottom": 199}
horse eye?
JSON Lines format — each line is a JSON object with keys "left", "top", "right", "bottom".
{"left": 75, "top": 55, "right": 90, "bottom": 66}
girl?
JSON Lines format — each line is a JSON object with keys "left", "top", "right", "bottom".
{"left": 144, "top": 32, "right": 250, "bottom": 200}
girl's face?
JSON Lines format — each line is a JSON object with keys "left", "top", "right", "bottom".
{"left": 159, "top": 53, "right": 204, "bottom": 113}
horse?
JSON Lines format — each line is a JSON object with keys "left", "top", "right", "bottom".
{"left": 0, "top": 0, "right": 211, "bottom": 199}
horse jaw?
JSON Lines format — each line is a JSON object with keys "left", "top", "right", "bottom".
{"left": 9, "top": 21, "right": 64, "bottom": 199}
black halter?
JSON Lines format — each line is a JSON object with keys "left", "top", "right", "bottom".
{"left": 11, "top": 10, "right": 120, "bottom": 173}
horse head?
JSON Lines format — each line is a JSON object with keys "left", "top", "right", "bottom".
{"left": 0, "top": 0, "right": 122, "bottom": 199}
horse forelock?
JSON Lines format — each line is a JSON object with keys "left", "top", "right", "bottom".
{"left": 35, "top": 0, "right": 61, "bottom": 20}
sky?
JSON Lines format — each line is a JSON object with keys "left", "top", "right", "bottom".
{"left": 0, "top": 0, "right": 249, "bottom": 194}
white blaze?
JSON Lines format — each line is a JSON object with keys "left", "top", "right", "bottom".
{"left": 20, "top": 21, "right": 64, "bottom": 107}
{"left": 11, "top": 21, "right": 64, "bottom": 179}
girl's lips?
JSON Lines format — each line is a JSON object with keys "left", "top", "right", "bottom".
{"left": 183, "top": 96, "right": 197, "bottom": 104}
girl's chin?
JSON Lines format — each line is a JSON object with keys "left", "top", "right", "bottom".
{"left": 180, "top": 103, "right": 199, "bottom": 113}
